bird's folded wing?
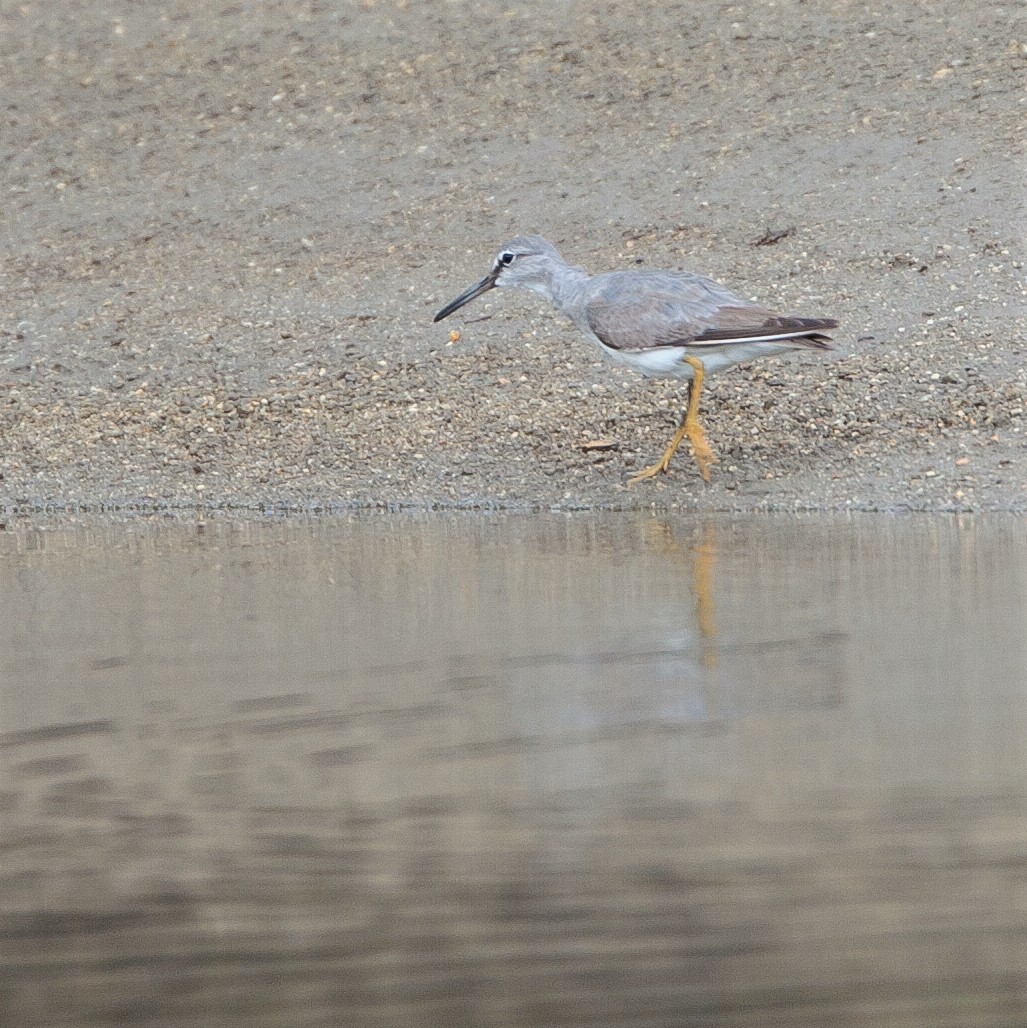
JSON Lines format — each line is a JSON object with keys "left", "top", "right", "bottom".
{"left": 690, "top": 309, "right": 838, "bottom": 346}
{"left": 587, "top": 290, "right": 836, "bottom": 351}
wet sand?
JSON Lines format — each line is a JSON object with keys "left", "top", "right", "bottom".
{"left": 1, "top": 0, "right": 1025, "bottom": 518}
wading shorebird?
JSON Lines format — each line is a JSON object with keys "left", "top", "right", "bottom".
{"left": 434, "top": 234, "right": 838, "bottom": 483}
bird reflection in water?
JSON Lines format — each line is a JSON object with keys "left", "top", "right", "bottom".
{"left": 645, "top": 519, "right": 720, "bottom": 672}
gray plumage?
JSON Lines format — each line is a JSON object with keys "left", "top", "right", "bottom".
{"left": 434, "top": 234, "right": 836, "bottom": 380}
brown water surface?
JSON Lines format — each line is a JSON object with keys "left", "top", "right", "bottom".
{"left": 1, "top": 514, "right": 1024, "bottom": 1027}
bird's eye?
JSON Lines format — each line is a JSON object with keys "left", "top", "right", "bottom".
{"left": 499, "top": 251, "right": 515, "bottom": 266}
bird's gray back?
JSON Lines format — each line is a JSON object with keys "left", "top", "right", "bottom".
{"left": 575, "top": 269, "right": 754, "bottom": 351}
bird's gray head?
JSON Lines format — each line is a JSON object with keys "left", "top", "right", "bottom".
{"left": 433, "top": 235, "right": 565, "bottom": 323}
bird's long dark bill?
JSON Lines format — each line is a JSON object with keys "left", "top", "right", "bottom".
{"left": 433, "top": 273, "right": 497, "bottom": 322}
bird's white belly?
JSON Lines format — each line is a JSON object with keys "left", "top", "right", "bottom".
{"left": 595, "top": 339, "right": 798, "bottom": 380}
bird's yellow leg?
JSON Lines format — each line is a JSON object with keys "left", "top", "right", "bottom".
{"left": 681, "top": 356, "right": 717, "bottom": 482}
{"left": 629, "top": 357, "right": 717, "bottom": 484}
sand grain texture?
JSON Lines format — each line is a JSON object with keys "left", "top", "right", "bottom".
{"left": 2, "top": 0, "right": 1024, "bottom": 516}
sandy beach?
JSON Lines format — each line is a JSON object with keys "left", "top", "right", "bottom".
{"left": 2, "top": 0, "right": 1025, "bottom": 517}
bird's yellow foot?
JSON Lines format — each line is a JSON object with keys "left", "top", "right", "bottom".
{"left": 628, "top": 444, "right": 717, "bottom": 485}
{"left": 628, "top": 423, "right": 718, "bottom": 486}
{"left": 628, "top": 459, "right": 672, "bottom": 485}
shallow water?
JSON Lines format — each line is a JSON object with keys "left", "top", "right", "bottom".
{"left": 1, "top": 513, "right": 1025, "bottom": 1027}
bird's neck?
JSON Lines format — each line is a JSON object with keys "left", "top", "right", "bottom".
{"left": 547, "top": 263, "right": 591, "bottom": 313}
